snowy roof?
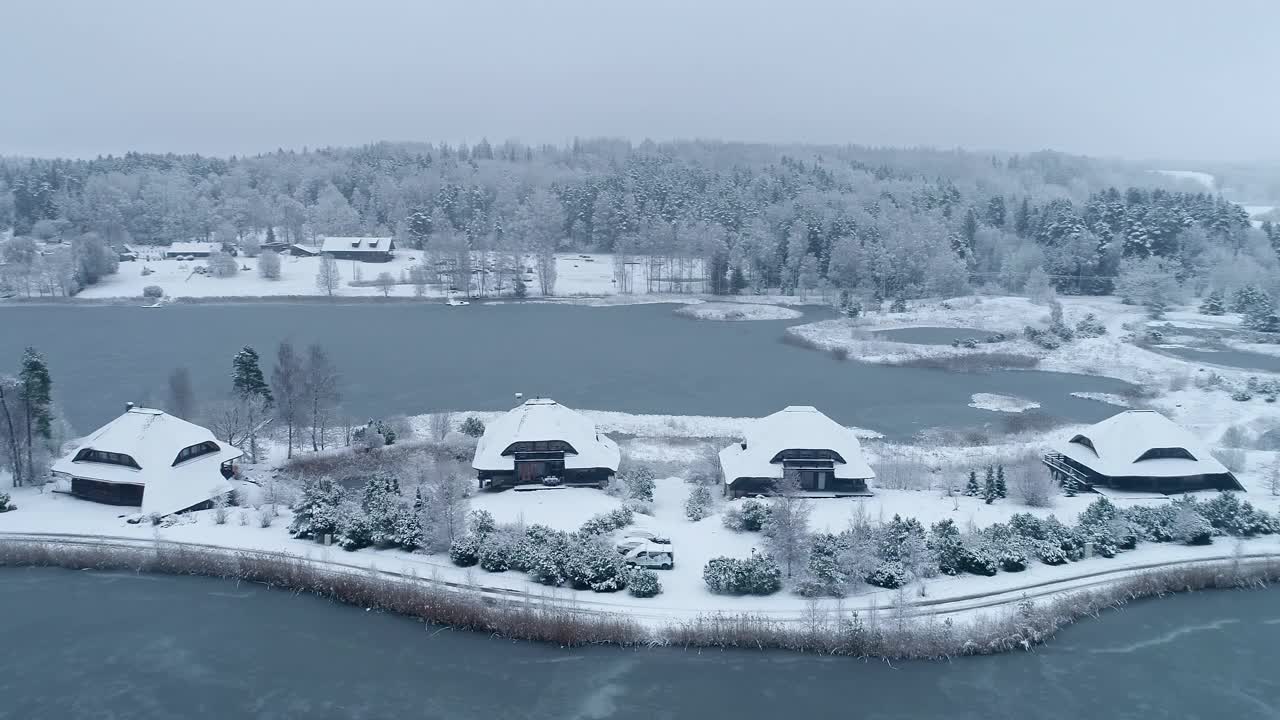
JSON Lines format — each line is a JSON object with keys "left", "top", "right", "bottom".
{"left": 165, "top": 242, "right": 217, "bottom": 254}
{"left": 472, "top": 399, "right": 620, "bottom": 472}
{"left": 320, "top": 236, "right": 393, "bottom": 254}
{"left": 51, "top": 407, "right": 242, "bottom": 516}
{"left": 719, "top": 406, "right": 874, "bottom": 484}
{"left": 1053, "top": 410, "right": 1231, "bottom": 479}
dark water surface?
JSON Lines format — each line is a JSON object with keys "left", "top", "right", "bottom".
{"left": 1, "top": 567, "right": 1278, "bottom": 720}
{"left": 0, "top": 303, "right": 1129, "bottom": 439}
{"left": 1158, "top": 345, "right": 1280, "bottom": 374}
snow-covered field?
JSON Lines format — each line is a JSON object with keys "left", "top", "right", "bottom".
{"left": 76, "top": 252, "right": 627, "bottom": 300}
{"left": 673, "top": 303, "right": 803, "bottom": 321}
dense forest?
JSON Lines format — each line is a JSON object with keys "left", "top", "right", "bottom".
{"left": 1, "top": 139, "right": 1277, "bottom": 299}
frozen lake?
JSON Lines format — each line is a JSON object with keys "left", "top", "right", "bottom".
{"left": 0, "top": 302, "right": 1130, "bottom": 439}
{"left": 2, "top": 567, "right": 1278, "bottom": 720}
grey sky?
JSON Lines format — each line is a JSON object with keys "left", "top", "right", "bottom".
{"left": 1, "top": 0, "right": 1276, "bottom": 163}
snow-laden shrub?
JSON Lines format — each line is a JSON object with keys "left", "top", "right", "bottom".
{"left": 288, "top": 476, "right": 345, "bottom": 540}
{"left": 865, "top": 560, "right": 908, "bottom": 589}
{"left": 459, "top": 416, "right": 486, "bottom": 438}
{"left": 1199, "top": 492, "right": 1275, "bottom": 536}
{"left": 511, "top": 524, "right": 566, "bottom": 572}
{"left": 1032, "top": 540, "right": 1069, "bottom": 565}
{"left": 142, "top": 285, "right": 164, "bottom": 299}
{"left": 721, "top": 499, "right": 769, "bottom": 532}
{"left": 927, "top": 519, "right": 965, "bottom": 576}
{"left": 527, "top": 547, "right": 567, "bottom": 587}
{"left": 478, "top": 535, "right": 513, "bottom": 572}
{"left": 998, "top": 546, "right": 1028, "bottom": 572}
{"left": 798, "top": 533, "right": 848, "bottom": 597}
{"left": 564, "top": 535, "right": 626, "bottom": 592}
{"left": 702, "top": 554, "right": 783, "bottom": 595}
{"left": 1171, "top": 506, "right": 1214, "bottom": 545}
{"left": 622, "top": 498, "right": 653, "bottom": 516}
{"left": 959, "top": 543, "right": 998, "bottom": 576}
{"left": 0, "top": 491, "right": 14, "bottom": 513}
{"left": 1023, "top": 326, "right": 1061, "bottom": 350}
{"left": 620, "top": 466, "right": 656, "bottom": 502}
{"left": 1075, "top": 313, "right": 1107, "bottom": 337}
{"left": 449, "top": 534, "right": 481, "bottom": 567}
{"left": 626, "top": 568, "right": 662, "bottom": 598}
{"left": 1125, "top": 505, "right": 1177, "bottom": 543}
{"left": 334, "top": 502, "right": 373, "bottom": 551}
{"left": 467, "top": 509, "right": 496, "bottom": 537}
{"left": 685, "top": 485, "right": 713, "bottom": 521}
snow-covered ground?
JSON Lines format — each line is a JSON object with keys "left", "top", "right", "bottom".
{"left": 1070, "top": 392, "right": 1130, "bottom": 407}
{"left": 673, "top": 303, "right": 803, "bottom": 321}
{"left": 968, "top": 393, "right": 1040, "bottom": 413}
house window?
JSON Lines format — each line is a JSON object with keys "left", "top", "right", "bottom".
{"left": 771, "top": 448, "right": 846, "bottom": 464}
{"left": 173, "top": 441, "right": 221, "bottom": 466}
{"left": 1069, "top": 435, "right": 1098, "bottom": 455}
{"left": 72, "top": 448, "right": 141, "bottom": 469}
{"left": 1136, "top": 447, "right": 1197, "bottom": 462}
{"left": 502, "top": 440, "right": 577, "bottom": 455}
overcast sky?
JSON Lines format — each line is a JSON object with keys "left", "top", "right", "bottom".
{"left": 1, "top": 0, "right": 1276, "bottom": 163}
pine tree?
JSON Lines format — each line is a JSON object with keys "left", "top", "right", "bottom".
{"left": 232, "top": 346, "right": 272, "bottom": 404}
{"left": 983, "top": 466, "right": 998, "bottom": 504}
{"left": 729, "top": 266, "right": 747, "bottom": 294}
{"left": 265, "top": 226, "right": 276, "bottom": 244}
{"left": 1199, "top": 289, "right": 1226, "bottom": 316}
{"left": 18, "top": 347, "right": 53, "bottom": 487}
{"left": 964, "top": 470, "right": 980, "bottom": 496}
{"left": 288, "top": 476, "right": 345, "bottom": 540}
{"left": 995, "top": 465, "right": 1007, "bottom": 498}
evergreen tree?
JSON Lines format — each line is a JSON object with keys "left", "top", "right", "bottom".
{"left": 960, "top": 207, "right": 979, "bottom": 253}
{"left": 1014, "top": 197, "right": 1031, "bottom": 237}
{"left": 964, "top": 469, "right": 980, "bottom": 496}
{"left": 265, "top": 226, "right": 276, "bottom": 244}
{"left": 1230, "top": 285, "right": 1269, "bottom": 315}
{"left": 983, "top": 466, "right": 998, "bottom": 504}
{"left": 1199, "top": 289, "right": 1226, "bottom": 316}
{"left": 729, "top": 266, "right": 747, "bottom": 294}
{"left": 288, "top": 476, "right": 345, "bottom": 540}
{"left": 232, "top": 346, "right": 272, "bottom": 404}
{"left": 995, "top": 465, "right": 1007, "bottom": 498}
{"left": 362, "top": 472, "right": 407, "bottom": 547}
{"left": 18, "top": 347, "right": 53, "bottom": 487}
{"left": 985, "top": 195, "right": 1007, "bottom": 228}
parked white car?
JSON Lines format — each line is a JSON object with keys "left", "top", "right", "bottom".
{"left": 614, "top": 531, "right": 671, "bottom": 555}
{"left": 623, "top": 543, "right": 674, "bottom": 570}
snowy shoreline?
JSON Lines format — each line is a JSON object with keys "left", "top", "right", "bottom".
{"left": 4, "top": 532, "right": 1279, "bottom": 658}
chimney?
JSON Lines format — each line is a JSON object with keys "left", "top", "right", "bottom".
{"left": 125, "top": 401, "right": 135, "bottom": 412}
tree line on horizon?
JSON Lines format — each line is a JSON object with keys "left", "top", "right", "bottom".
{"left": 0, "top": 139, "right": 1277, "bottom": 302}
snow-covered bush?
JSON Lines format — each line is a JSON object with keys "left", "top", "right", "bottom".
{"left": 362, "top": 473, "right": 411, "bottom": 548}
{"left": 1074, "top": 313, "right": 1106, "bottom": 337}
{"left": 334, "top": 501, "right": 373, "bottom": 551}
{"left": 997, "top": 545, "right": 1028, "bottom": 572}
{"left": 702, "top": 554, "right": 782, "bottom": 595}
{"left": 1171, "top": 506, "right": 1214, "bottom": 545}
{"left": 511, "top": 525, "right": 569, "bottom": 575}
{"left": 0, "top": 491, "right": 14, "bottom": 513}
{"left": 258, "top": 250, "right": 281, "bottom": 280}
{"left": 1199, "top": 289, "right": 1226, "bottom": 316}
{"left": 564, "top": 535, "right": 626, "bottom": 592}
{"left": 798, "top": 532, "right": 848, "bottom": 597}
{"left": 1199, "top": 492, "right": 1275, "bottom": 536}
{"left": 449, "top": 534, "right": 482, "bottom": 567}
{"left": 142, "top": 285, "right": 164, "bottom": 299}
{"left": 865, "top": 560, "right": 908, "bottom": 589}
{"left": 478, "top": 534, "right": 514, "bottom": 572}
{"left": 256, "top": 504, "right": 276, "bottom": 527}
{"left": 206, "top": 251, "right": 238, "bottom": 278}
{"left": 577, "top": 506, "right": 636, "bottom": 537}
{"left": 626, "top": 568, "right": 662, "bottom": 598}
{"left": 959, "top": 542, "right": 998, "bottom": 576}
{"left": 684, "top": 484, "right": 713, "bottom": 521}
{"left": 1125, "top": 504, "right": 1177, "bottom": 543}
{"left": 288, "top": 476, "right": 345, "bottom": 540}
{"left": 619, "top": 466, "right": 656, "bottom": 502}
{"left": 459, "top": 416, "right": 486, "bottom": 438}
{"left": 211, "top": 493, "right": 229, "bottom": 524}
{"left": 721, "top": 499, "right": 769, "bottom": 532}
{"left": 622, "top": 498, "right": 653, "bottom": 516}
{"left": 467, "top": 509, "right": 496, "bottom": 537}
{"left": 1023, "top": 326, "right": 1061, "bottom": 349}
{"left": 927, "top": 519, "right": 965, "bottom": 576}
{"left": 1032, "top": 540, "right": 1069, "bottom": 565}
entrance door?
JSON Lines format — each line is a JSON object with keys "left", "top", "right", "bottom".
{"left": 817, "top": 472, "right": 827, "bottom": 491}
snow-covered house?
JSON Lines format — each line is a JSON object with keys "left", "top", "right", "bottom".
{"left": 472, "top": 398, "right": 620, "bottom": 490}
{"left": 51, "top": 405, "right": 242, "bottom": 515}
{"left": 719, "top": 406, "right": 875, "bottom": 497}
{"left": 1043, "top": 410, "right": 1243, "bottom": 493}
{"left": 320, "top": 236, "right": 395, "bottom": 262}
{"left": 163, "top": 242, "right": 218, "bottom": 258}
